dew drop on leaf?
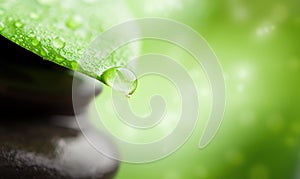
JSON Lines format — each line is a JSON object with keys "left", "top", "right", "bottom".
{"left": 28, "top": 31, "right": 35, "bottom": 38}
{"left": 31, "top": 37, "right": 40, "bottom": 46}
{"left": 40, "top": 47, "right": 48, "bottom": 57}
{"left": 29, "top": 12, "right": 39, "bottom": 19}
{"left": 66, "top": 16, "right": 81, "bottom": 30}
{"left": 52, "top": 37, "right": 66, "bottom": 49}
{"left": 60, "top": 49, "right": 67, "bottom": 56}
{"left": 55, "top": 55, "right": 65, "bottom": 63}
{"left": 15, "top": 21, "right": 24, "bottom": 28}
{"left": 0, "top": 22, "right": 4, "bottom": 31}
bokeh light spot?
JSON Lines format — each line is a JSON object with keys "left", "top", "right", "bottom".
{"left": 249, "top": 164, "right": 269, "bottom": 179}
{"left": 226, "top": 149, "right": 245, "bottom": 166}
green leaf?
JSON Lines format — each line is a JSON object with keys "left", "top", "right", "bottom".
{"left": 0, "top": 0, "right": 136, "bottom": 79}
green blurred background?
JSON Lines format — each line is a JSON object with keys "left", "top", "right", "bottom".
{"left": 93, "top": 0, "right": 300, "bottom": 178}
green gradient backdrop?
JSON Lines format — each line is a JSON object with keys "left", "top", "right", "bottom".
{"left": 93, "top": 0, "right": 300, "bottom": 178}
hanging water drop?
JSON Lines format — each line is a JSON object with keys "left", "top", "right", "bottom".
{"left": 98, "top": 67, "right": 137, "bottom": 97}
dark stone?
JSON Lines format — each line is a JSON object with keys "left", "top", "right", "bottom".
{"left": 0, "top": 35, "right": 119, "bottom": 178}
{"left": 0, "top": 117, "right": 118, "bottom": 179}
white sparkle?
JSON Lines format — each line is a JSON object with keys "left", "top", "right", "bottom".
{"left": 256, "top": 24, "right": 275, "bottom": 37}
{"left": 238, "top": 68, "right": 248, "bottom": 80}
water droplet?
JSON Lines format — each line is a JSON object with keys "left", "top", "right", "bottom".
{"left": 98, "top": 67, "right": 137, "bottom": 97}
{"left": 60, "top": 50, "right": 73, "bottom": 60}
{"left": 45, "top": 38, "right": 51, "bottom": 44}
{"left": 66, "top": 16, "right": 82, "bottom": 30}
{"left": 52, "top": 37, "right": 65, "bottom": 49}
{"left": 29, "top": 12, "right": 39, "bottom": 19}
{"left": 15, "top": 21, "right": 24, "bottom": 28}
{"left": 31, "top": 37, "right": 39, "bottom": 46}
{"left": 40, "top": 47, "right": 48, "bottom": 56}
{"left": 77, "top": 48, "right": 84, "bottom": 55}
{"left": 60, "top": 49, "right": 67, "bottom": 56}
{"left": 28, "top": 31, "right": 35, "bottom": 38}
{"left": 0, "top": 22, "right": 4, "bottom": 31}
{"left": 55, "top": 55, "right": 65, "bottom": 63}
